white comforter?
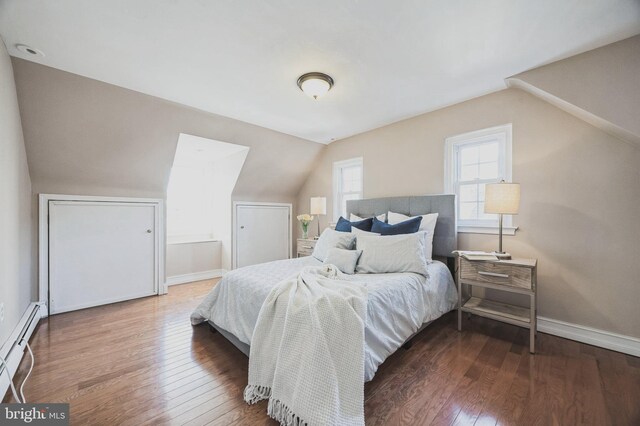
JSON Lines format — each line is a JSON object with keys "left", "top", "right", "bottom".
{"left": 191, "top": 256, "right": 457, "bottom": 381}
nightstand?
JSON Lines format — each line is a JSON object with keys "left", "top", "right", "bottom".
{"left": 296, "top": 238, "right": 317, "bottom": 257}
{"left": 456, "top": 255, "right": 538, "bottom": 353}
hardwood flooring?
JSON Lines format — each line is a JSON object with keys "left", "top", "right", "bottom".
{"left": 6, "top": 280, "right": 640, "bottom": 425}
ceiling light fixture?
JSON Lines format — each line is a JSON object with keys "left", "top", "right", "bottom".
{"left": 16, "top": 44, "right": 45, "bottom": 57}
{"left": 297, "top": 72, "right": 334, "bottom": 100}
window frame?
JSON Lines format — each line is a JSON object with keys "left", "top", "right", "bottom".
{"left": 332, "top": 157, "right": 364, "bottom": 222}
{"left": 444, "top": 124, "right": 517, "bottom": 235}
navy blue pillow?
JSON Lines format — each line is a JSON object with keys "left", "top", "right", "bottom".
{"left": 335, "top": 216, "right": 373, "bottom": 232}
{"left": 371, "top": 216, "right": 422, "bottom": 235}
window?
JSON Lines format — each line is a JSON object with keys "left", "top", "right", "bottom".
{"left": 167, "top": 165, "right": 215, "bottom": 243}
{"left": 445, "top": 124, "right": 515, "bottom": 234}
{"left": 333, "top": 157, "right": 363, "bottom": 221}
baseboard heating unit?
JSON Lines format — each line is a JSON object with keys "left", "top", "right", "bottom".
{"left": 0, "top": 302, "right": 44, "bottom": 400}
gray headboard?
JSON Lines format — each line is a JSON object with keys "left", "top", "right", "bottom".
{"left": 346, "top": 195, "right": 457, "bottom": 258}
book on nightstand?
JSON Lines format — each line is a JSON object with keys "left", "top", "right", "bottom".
{"left": 452, "top": 250, "right": 499, "bottom": 261}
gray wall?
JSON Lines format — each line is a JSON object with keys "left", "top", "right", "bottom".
{"left": 508, "top": 35, "right": 640, "bottom": 145}
{"left": 12, "top": 58, "right": 326, "bottom": 279}
{"left": 0, "top": 40, "right": 34, "bottom": 347}
{"left": 166, "top": 242, "right": 222, "bottom": 278}
{"left": 297, "top": 88, "right": 640, "bottom": 339}
{"left": 12, "top": 58, "right": 324, "bottom": 200}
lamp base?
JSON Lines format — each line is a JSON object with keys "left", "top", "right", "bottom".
{"left": 492, "top": 251, "right": 512, "bottom": 260}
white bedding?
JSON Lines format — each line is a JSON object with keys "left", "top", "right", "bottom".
{"left": 191, "top": 256, "right": 457, "bottom": 381}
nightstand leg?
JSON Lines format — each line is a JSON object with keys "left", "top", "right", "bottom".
{"left": 457, "top": 282, "right": 462, "bottom": 331}
{"left": 530, "top": 292, "right": 536, "bottom": 354}
{"left": 535, "top": 289, "right": 538, "bottom": 335}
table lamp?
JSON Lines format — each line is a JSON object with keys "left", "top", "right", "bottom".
{"left": 484, "top": 181, "right": 520, "bottom": 259}
{"left": 310, "top": 197, "right": 326, "bottom": 238}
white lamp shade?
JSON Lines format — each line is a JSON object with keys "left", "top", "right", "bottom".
{"left": 485, "top": 182, "right": 520, "bottom": 215}
{"left": 310, "top": 197, "right": 327, "bottom": 215}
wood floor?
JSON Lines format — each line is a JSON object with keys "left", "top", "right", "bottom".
{"left": 6, "top": 280, "right": 640, "bottom": 425}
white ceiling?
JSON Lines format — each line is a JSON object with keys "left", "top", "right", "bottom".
{"left": 172, "top": 133, "right": 249, "bottom": 167}
{"left": 1, "top": 0, "right": 639, "bottom": 144}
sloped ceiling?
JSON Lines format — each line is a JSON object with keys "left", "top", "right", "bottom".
{"left": 507, "top": 35, "right": 640, "bottom": 146}
{"left": 2, "top": 0, "right": 639, "bottom": 143}
{"left": 11, "top": 58, "right": 324, "bottom": 200}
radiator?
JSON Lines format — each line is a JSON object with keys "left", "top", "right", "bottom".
{"left": 0, "top": 302, "right": 44, "bottom": 400}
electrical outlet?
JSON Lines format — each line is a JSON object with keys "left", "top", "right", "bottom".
{"left": 0, "top": 302, "right": 4, "bottom": 324}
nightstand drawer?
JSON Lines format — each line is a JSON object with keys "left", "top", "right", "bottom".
{"left": 460, "top": 258, "right": 532, "bottom": 290}
{"left": 297, "top": 239, "right": 316, "bottom": 257}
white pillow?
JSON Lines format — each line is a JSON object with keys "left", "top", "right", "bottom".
{"left": 350, "top": 213, "right": 387, "bottom": 222}
{"left": 351, "top": 227, "right": 380, "bottom": 237}
{"left": 387, "top": 211, "right": 438, "bottom": 260}
{"left": 312, "top": 228, "right": 356, "bottom": 262}
{"left": 323, "top": 248, "right": 362, "bottom": 275}
{"left": 356, "top": 232, "right": 429, "bottom": 276}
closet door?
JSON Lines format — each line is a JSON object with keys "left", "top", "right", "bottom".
{"left": 49, "top": 201, "right": 157, "bottom": 314}
{"left": 235, "top": 204, "right": 291, "bottom": 268}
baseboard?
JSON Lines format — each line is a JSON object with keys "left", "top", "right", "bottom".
{"left": 538, "top": 316, "right": 640, "bottom": 357}
{"left": 166, "top": 269, "right": 227, "bottom": 286}
{"left": 1, "top": 302, "right": 44, "bottom": 400}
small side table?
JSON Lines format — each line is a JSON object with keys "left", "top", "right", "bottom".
{"left": 296, "top": 238, "right": 317, "bottom": 257}
{"left": 456, "top": 254, "right": 538, "bottom": 353}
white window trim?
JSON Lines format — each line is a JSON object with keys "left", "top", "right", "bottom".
{"left": 444, "top": 124, "right": 518, "bottom": 235}
{"left": 333, "top": 157, "right": 363, "bottom": 222}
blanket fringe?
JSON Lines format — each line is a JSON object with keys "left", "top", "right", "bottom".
{"left": 267, "top": 397, "right": 308, "bottom": 426}
{"left": 245, "top": 386, "right": 308, "bottom": 426}
{"left": 243, "top": 384, "right": 272, "bottom": 404}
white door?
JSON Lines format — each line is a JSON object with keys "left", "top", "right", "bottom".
{"left": 49, "top": 201, "right": 157, "bottom": 314}
{"left": 235, "top": 204, "right": 290, "bottom": 268}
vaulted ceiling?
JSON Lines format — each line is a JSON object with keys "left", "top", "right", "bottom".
{"left": 2, "top": 0, "right": 639, "bottom": 143}
{"left": 11, "top": 58, "right": 324, "bottom": 201}
{"left": 507, "top": 35, "right": 640, "bottom": 146}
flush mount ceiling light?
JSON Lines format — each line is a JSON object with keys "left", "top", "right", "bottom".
{"left": 297, "top": 72, "right": 334, "bottom": 100}
{"left": 16, "top": 44, "right": 45, "bottom": 57}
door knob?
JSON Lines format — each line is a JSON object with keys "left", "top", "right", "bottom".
{"left": 240, "top": 226, "right": 245, "bottom": 229}
{"left": 146, "top": 229, "right": 152, "bottom": 233}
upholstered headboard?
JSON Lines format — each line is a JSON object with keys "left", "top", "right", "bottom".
{"left": 346, "top": 195, "right": 457, "bottom": 258}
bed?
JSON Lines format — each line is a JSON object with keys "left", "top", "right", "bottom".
{"left": 191, "top": 195, "right": 458, "bottom": 382}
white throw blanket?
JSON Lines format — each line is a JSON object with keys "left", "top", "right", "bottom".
{"left": 243, "top": 265, "right": 368, "bottom": 426}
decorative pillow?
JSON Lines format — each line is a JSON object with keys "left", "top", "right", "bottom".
{"left": 371, "top": 216, "right": 422, "bottom": 235}
{"left": 335, "top": 216, "right": 373, "bottom": 232}
{"left": 388, "top": 211, "right": 438, "bottom": 259}
{"left": 350, "top": 213, "right": 387, "bottom": 223}
{"left": 355, "top": 232, "right": 429, "bottom": 276}
{"left": 312, "top": 228, "right": 357, "bottom": 261}
{"left": 351, "top": 227, "right": 380, "bottom": 237}
{"left": 323, "top": 248, "right": 362, "bottom": 275}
